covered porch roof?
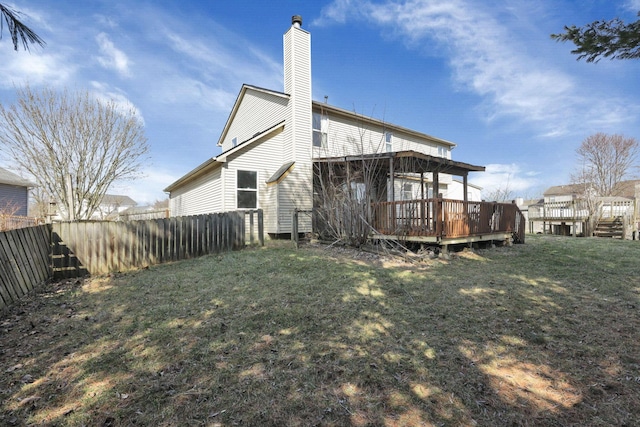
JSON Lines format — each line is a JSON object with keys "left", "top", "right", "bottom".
{"left": 313, "top": 150, "right": 485, "bottom": 177}
{"left": 313, "top": 150, "right": 485, "bottom": 203}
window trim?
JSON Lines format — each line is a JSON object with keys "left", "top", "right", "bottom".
{"left": 385, "top": 132, "right": 393, "bottom": 152}
{"left": 313, "top": 112, "right": 328, "bottom": 148}
{"left": 237, "top": 169, "right": 258, "bottom": 209}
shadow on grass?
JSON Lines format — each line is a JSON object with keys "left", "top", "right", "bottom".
{"left": 1, "top": 235, "right": 640, "bottom": 426}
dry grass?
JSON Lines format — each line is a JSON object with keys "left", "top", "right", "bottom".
{"left": 1, "top": 235, "right": 640, "bottom": 426}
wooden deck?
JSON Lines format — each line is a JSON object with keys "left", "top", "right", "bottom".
{"left": 371, "top": 198, "right": 525, "bottom": 245}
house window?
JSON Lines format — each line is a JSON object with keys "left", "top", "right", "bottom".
{"left": 403, "top": 183, "right": 412, "bottom": 200}
{"left": 313, "top": 112, "right": 327, "bottom": 148}
{"left": 385, "top": 132, "right": 393, "bottom": 152}
{"left": 437, "top": 146, "right": 447, "bottom": 157}
{"left": 237, "top": 170, "right": 257, "bottom": 209}
{"left": 232, "top": 137, "right": 238, "bottom": 147}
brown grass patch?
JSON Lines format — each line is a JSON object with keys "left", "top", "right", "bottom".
{"left": 1, "top": 235, "right": 639, "bottom": 426}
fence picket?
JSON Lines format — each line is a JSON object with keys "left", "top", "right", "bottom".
{"left": 1, "top": 211, "right": 264, "bottom": 311}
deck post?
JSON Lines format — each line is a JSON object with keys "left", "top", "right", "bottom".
{"left": 420, "top": 172, "right": 426, "bottom": 228}
{"left": 433, "top": 172, "right": 440, "bottom": 236}
{"left": 463, "top": 174, "right": 468, "bottom": 204}
{"left": 389, "top": 156, "right": 395, "bottom": 228}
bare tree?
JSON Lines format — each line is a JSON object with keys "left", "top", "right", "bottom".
{"left": 571, "top": 133, "right": 639, "bottom": 235}
{"left": 0, "top": 85, "right": 149, "bottom": 221}
{"left": 0, "top": 3, "right": 45, "bottom": 51}
{"left": 575, "top": 133, "right": 638, "bottom": 197}
{"left": 484, "top": 182, "right": 514, "bottom": 202}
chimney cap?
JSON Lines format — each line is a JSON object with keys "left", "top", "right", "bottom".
{"left": 292, "top": 15, "right": 302, "bottom": 28}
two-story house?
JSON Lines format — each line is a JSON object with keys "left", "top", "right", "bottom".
{"left": 165, "top": 16, "right": 522, "bottom": 245}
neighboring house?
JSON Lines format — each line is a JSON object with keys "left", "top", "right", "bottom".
{"left": 528, "top": 181, "right": 640, "bottom": 237}
{"left": 516, "top": 198, "right": 544, "bottom": 234}
{"left": 0, "top": 167, "right": 35, "bottom": 217}
{"left": 165, "top": 16, "right": 493, "bottom": 239}
{"left": 119, "top": 205, "right": 169, "bottom": 221}
{"left": 92, "top": 194, "right": 137, "bottom": 220}
{"left": 50, "top": 194, "right": 137, "bottom": 221}
{"left": 449, "top": 179, "right": 482, "bottom": 202}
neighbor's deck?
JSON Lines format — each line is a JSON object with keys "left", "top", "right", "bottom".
{"left": 371, "top": 198, "right": 525, "bottom": 245}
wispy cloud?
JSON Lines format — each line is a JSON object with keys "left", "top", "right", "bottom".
{"left": 0, "top": 52, "right": 74, "bottom": 88}
{"left": 89, "top": 81, "right": 144, "bottom": 123}
{"left": 471, "top": 163, "right": 540, "bottom": 196}
{"left": 316, "top": 0, "right": 639, "bottom": 137}
{"left": 624, "top": 1, "right": 640, "bottom": 13}
{"left": 95, "top": 32, "right": 131, "bottom": 78}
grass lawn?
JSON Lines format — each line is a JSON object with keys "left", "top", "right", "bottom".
{"left": 1, "top": 234, "right": 640, "bottom": 426}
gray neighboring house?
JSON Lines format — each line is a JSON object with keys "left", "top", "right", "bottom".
{"left": 0, "top": 167, "right": 35, "bottom": 217}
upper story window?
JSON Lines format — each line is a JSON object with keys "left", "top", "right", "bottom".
{"left": 232, "top": 137, "right": 238, "bottom": 147}
{"left": 313, "top": 112, "right": 327, "bottom": 148}
{"left": 437, "top": 145, "right": 449, "bottom": 158}
{"left": 237, "top": 170, "right": 257, "bottom": 209}
{"left": 385, "top": 132, "right": 393, "bottom": 152}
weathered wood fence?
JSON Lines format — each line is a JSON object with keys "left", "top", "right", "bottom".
{"left": 0, "top": 225, "right": 51, "bottom": 311}
{"left": 0, "top": 210, "right": 263, "bottom": 311}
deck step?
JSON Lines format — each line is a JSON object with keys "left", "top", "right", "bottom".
{"left": 594, "top": 217, "right": 624, "bottom": 238}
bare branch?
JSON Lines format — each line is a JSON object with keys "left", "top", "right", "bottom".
{"left": 0, "top": 85, "right": 149, "bottom": 220}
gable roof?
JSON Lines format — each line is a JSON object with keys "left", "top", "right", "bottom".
{"left": 611, "top": 179, "right": 640, "bottom": 198}
{"left": 0, "top": 167, "right": 35, "bottom": 187}
{"left": 165, "top": 122, "right": 286, "bottom": 193}
{"left": 543, "top": 183, "right": 587, "bottom": 197}
{"left": 216, "top": 85, "right": 289, "bottom": 147}
{"left": 101, "top": 194, "right": 137, "bottom": 207}
{"left": 544, "top": 180, "right": 640, "bottom": 198}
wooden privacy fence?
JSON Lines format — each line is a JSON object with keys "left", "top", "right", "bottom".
{"left": 0, "top": 210, "right": 263, "bottom": 310}
{"left": 52, "top": 210, "right": 263, "bottom": 279}
{"left": 0, "top": 214, "right": 41, "bottom": 232}
{"left": 0, "top": 225, "right": 50, "bottom": 311}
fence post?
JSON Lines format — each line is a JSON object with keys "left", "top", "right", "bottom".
{"left": 292, "top": 210, "right": 299, "bottom": 248}
{"left": 249, "top": 210, "right": 255, "bottom": 246}
{"left": 258, "top": 209, "right": 264, "bottom": 246}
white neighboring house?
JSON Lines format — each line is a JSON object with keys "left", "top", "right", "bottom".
{"left": 92, "top": 194, "right": 137, "bottom": 220}
{"left": 50, "top": 194, "right": 137, "bottom": 221}
{"left": 165, "top": 16, "right": 485, "bottom": 237}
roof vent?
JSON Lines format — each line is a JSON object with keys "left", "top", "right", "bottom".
{"left": 292, "top": 15, "right": 302, "bottom": 28}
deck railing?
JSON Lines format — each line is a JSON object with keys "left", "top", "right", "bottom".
{"left": 372, "top": 198, "right": 525, "bottom": 242}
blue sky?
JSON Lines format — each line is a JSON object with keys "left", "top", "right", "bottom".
{"left": 1, "top": 0, "right": 639, "bottom": 204}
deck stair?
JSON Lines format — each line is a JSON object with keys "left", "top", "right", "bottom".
{"left": 594, "top": 216, "right": 624, "bottom": 238}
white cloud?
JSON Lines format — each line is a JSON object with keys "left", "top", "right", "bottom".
{"left": 624, "top": 1, "right": 640, "bottom": 13}
{"left": 0, "top": 51, "right": 74, "bottom": 89}
{"left": 89, "top": 81, "right": 144, "bottom": 124}
{"left": 317, "top": 0, "right": 639, "bottom": 137}
{"left": 95, "top": 32, "right": 131, "bottom": 78}
{"left": 111, "top": 167, "right": 178, "bottom": 205}
{"left": 471, "top": 163, "right": 539, "bottom": 197}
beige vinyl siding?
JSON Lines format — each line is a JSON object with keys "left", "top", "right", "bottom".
{"left": 169, "top": 166, "right": 223, "bottom": 216}
{"left": 221, "top": 130, "right": 285, "bottom": 234}
{"left": 220, "top": 89, "right": 288, "bottom": 152}
{"left": 314, "top": 112, "right": 451, "bottom": 159}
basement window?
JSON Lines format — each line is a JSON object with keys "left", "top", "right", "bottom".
{"left": 237, "top": 170, "right": 257, "bottom": 209}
